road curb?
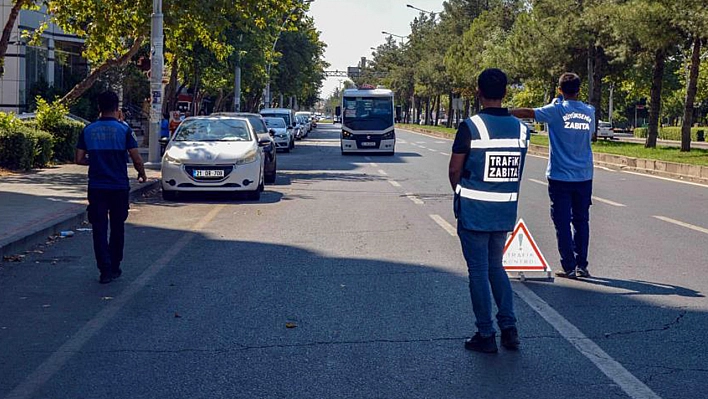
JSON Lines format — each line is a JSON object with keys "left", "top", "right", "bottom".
{"left": 0, "top": 179, "right": 160, "bottom": 259}
{"left": 399, "top": 125, "right": 708, "bottom": 185}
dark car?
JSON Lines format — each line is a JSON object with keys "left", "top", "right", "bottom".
{"left": 212, "top": 112, "right": 277, "bottom": 184}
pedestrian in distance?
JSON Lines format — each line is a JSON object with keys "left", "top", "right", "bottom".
{"left": 75, "top": 91, "right": 147, "bottom": 284}
{"left": 448, "top": 68, "right": 530, "bottom": 353}
{"left": 511, "top": 73, "right": 595, "bottom": 280}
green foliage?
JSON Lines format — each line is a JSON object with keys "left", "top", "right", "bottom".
{"left": 633, "top": 126, "right": 705, "bottom": 141}
{"left": 0, "top": 118, "right": 54, "bottom": 170}
{"left": 34, "top": 97, "right": 83, "bottom": 161}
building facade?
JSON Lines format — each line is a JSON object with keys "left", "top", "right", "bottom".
{"left": 0, "top": 2, "right": 85, "bottom": 113}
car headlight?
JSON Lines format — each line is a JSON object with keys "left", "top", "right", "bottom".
{"left": 381, "top": 130, "right": 395, "bottom": 140}
{"left": 235, "top": 149, "right": 258, "bottom": 165}
{"left": 163, "top": 153, "right": 182, "bottom": 165}
{"left": 342, "top": 130, "right": 354, "bottom": 139}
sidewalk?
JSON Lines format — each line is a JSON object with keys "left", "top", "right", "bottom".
{"left": 0, "top": 163, "right": 160, "bottom": 258}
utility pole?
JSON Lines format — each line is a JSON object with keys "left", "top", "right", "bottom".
{"left": 148, "top": 0, "right": 164, "bottom": 164}
{"left": 608, "top": 82, "right": 614, "bottom": 124}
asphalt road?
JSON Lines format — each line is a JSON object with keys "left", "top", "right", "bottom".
{"left": 1, "top": 123, "right": 707, "bottom": 399}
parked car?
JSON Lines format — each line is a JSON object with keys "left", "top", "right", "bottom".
{"left": 597, "top": 121, "right": 614, "bottom": 139}
{"left": 296, "top": 111, "right": 314, "bottom": 133}
{"left": 160, "top": 116, "right": 269, "bottom": 201}
{"left": 295, "top": 114, "right": 310, "bottom": 139}
{"left": 260, "top": 108, "right": 296, "bottom": 140}
{"left": 263, "top": 117, "right": 294, "bottom": 152}
{"left": 212, "top": 112, "right": 277, "bottom": 184}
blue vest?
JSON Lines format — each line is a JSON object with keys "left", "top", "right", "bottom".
{"left": 455, "top": 114, "right": 529, "bottom": 232}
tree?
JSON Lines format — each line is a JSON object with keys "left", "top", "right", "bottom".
{"left": 0, "top": 0, "right": 35, "bottom": 77}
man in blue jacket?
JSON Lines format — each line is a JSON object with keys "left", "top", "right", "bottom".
{"left": 76, "top": 91, "right": 147, "bottom": 284}
{"left": 449, "top": 69, "right": 529, "bottom": 353}
{"left": 511, "top": 73, "right": 595, "bottom": 280}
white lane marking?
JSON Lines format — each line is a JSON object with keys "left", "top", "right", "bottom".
{"left": 596, "top": 166, "right": 617, "bottom": 172}
{"left": 528, "top": 179, "right": 626, "bottom": 207}
{"left": 428, "top": 148, "right": 437, "bottom": 152}
{"left": 398, "top": 139, "right": 408, "bottom": 144}
{"left": 6, "top": 205, "right": 226, "bottom": 399}
{"left": 514, "top": 284, "right": 662, "bottom": 399}
{"left": 592, "top": 196, "right": 626, "bottom": 207}
{"left": 398, "top": 128, "right": 453, "bottom": 142}
{"left": 378, "top": 169, "right": 388, "bottom": 176}
{"left": 653, "top": 215, "right": 708, "bottom": 235}
{"left": 405, "top": 193, "right": 424, "bottom": 205}
{"left": 528, "top": 154, "right": 549, "bottom": 160}
{"left": 364, "top": 156, "right": 372, "bottom": 161}
{"left": 370, "top": 162, "right": 379, "bottom": 167}
{"left": 622, "top": 170, "right": 708, "bottom": 188}
{"left": 430, "top": 214, "right": 457, "bottom": 237}
{"left": 389, "top": 180, "right": 402, "bottom": 188}
{"left": 440, "top": 152, "right": 450, "bottom": 156}
{"left": 416, "top": 141, "right": 426, "bottom": 144}
{"left": 434, "top": 141, "right": 445, "bottom": 144}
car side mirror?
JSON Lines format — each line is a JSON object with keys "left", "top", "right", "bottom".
{"left": 258, "top": 136, "right": 271, "bottom": 146}
{"left": 268, "top": 129, "right": 275, "bottom": 136}
{"left": 159, "top": 136, "right": 169, "bottom": 145}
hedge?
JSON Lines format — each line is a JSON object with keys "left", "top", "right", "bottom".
{"left": 633, "top": 127, "right": 706, "bottom": 141}
{"left": 0, "top": 125, "right": 54, "bottom": 170}
{"left": 35, "top": 119, "right": 84, "bottom": 162}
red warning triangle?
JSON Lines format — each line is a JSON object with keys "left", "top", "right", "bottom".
{"left": 503, "top": 219, "right": 549, "bottom": 271}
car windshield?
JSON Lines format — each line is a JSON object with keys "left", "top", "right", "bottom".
{"left": 264, "top": 118, "right": 286, "bottom": 128}
{"left": 343, "top": 96, "right": 394, "bottom": 131}
{"left": 262, "top": 113, "right": 291, "bottom": 126}
{"left": 599, "top": 122, "right": 611, "bottom": 128}
{"left": 173, "top": 118, "right": 252, "bottom": 141}
{"left": 244, "top": 116, "right": 268, "bottom": 134}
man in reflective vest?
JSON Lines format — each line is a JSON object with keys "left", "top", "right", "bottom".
{"left": 449, "top": 68, "right": 529, "bottom": 353}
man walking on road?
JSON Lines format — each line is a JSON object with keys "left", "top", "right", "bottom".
{"left": 511, "top": 73, "right": 595, "bottom": 279}
{"left": 75, "top": 91, "right": 147, "bottom": 284}
{"left": 449, "top": 69, "right": 529, "bottom": 353}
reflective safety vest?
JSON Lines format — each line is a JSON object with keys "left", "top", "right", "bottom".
{"left": 455, "top": 113, "right": 529, "bottom": 232}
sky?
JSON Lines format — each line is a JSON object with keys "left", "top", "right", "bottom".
{"left": 308, "top": 0, "right": 445, "bottom": 99}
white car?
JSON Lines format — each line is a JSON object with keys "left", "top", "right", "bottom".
{"left": 597, "top": 121, "right": 614, "bottom": 139}
{"left": 264, "top": 117, "right": 294, "bottom": 152}
{"left": 161, "top": 116, "right": 269, "bottom": 201}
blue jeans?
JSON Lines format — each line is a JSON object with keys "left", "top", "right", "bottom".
{"left": 548, "top": 179, "right": 592, "bottom": 272}
{"left": 457, "top": 226, "right": 516, "bottom": 337}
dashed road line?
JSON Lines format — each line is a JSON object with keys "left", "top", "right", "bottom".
{"left": 378, "top": 169, "right": 388, "bottom": 176}
{"left": 6, "top": 205, "right": 227, "bottom": 399}
{"left": 370, "top": 162, "right": 379, "bottom": 167}
{"left": 428, "top": 148, "right": 437, "bottom": 152}
{"left": 513, "top": 284, "right": 662, "bottom": 399}
{"left": 405, "top": 193, "right": 424, "bottom": 205}
{"left": 653, "top": 215, "right": 708, "bottom": 235}
{"left": 429, "top": 214, "right": 457, "bottom": 236}
{"left": 427, "top": 212, "right": 662, "bottom": 399}
{"left": 528, "top": 179, "right": 625, "bottom": 207}
{"left": 440, "top": 152, "right": 450, "bottom": 156}
{"left": 389, "top": 180, "right": 402, "bottom": 188}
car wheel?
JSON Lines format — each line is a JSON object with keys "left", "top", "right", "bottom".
{"left": 265, "top": 173, "right": 276, "bottom": 184}
{"left": 283, "top": 146, "right": 291, "bottom": 153}
{"left": 162, "top": 189, "right": 177, "bottom": 201}
{"left": 246, "top": 188, "right": 261, "bottom": 201}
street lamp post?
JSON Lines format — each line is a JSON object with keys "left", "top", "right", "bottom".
{"left": 148, "top": 0, "right": 164, "bottom": 164}
{"left": 406, "top": 4, "right": 439, "bottom": 21}
{"left": 381, "top": 31, "right": 407, "bottom": 45}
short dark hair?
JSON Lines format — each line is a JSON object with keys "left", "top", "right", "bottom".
{"left": 477, "top": 68, "right": 507, "bottom": 100}
{"left": 97, "top": 91, "right": 119, "bottom": 113}
{"left": 559, "top": 73, "right": 581, "bottom": 95}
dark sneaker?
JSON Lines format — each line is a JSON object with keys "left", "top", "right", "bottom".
{"left": 555, "top": 269, "right": 578, "bottom": 279}
{"left": 99, "top": 271, "right": 113, "bottom": 284}
{"left": 576, "top": 268, "right": 591, "bottom": 278}
{"left": 500, "top": 327, "right": 520, "bottom": 350}
{"left": 112, "top": 268, "right": 122, "bottom": 279}
{"left": 464, "top": 333, "right": 498, "bottom": 353}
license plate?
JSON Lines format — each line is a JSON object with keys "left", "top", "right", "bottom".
{"left": 193, "top": 170, "right": 224, "bottom": 178}
{"left": 361, "top": 142, "right": 377, "bottom": 147}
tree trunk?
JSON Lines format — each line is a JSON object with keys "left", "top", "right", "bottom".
{"left": 434, "top": 94, "right": 441, "bottom": 126}
{"left": 446, "top": 91, "right": 453, "bottom": 128}
{"left": 681, "top": 38, "right": 702, "bottom": 152}
{"left": 163, "top": 56, "right": 179, "bottom": 114}
{"left": 463, "top": 98, "right": 470, "bottom": 119}
{"left": 588, "top": 46, "right": 604, "bottom": 142}
{"left": 425, "top": 97, "right": 431, "bottom": 125}
{"left": 61, "top": 37, "right": 145, "bottom": 104}
{"left": 646, "top": 49, "right": 666, "bottom": 148}
{"left": 0, "top": 0, "right": 32, "bottom": 77}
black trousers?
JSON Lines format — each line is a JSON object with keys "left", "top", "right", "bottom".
{"left": 87, "top": 188, "right": 129, "bottom": 272}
